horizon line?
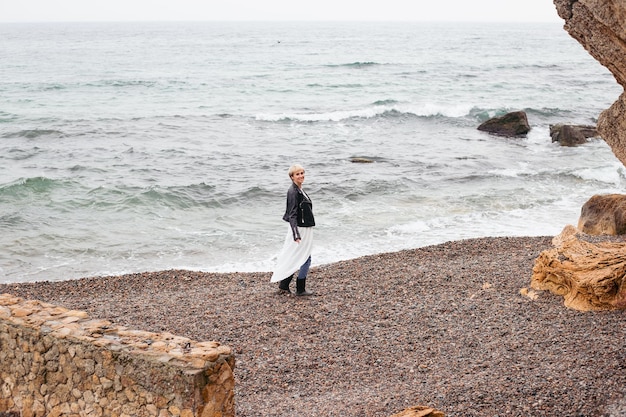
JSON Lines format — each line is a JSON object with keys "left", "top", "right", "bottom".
{"left": 0, "top": 18, "right": 563, "bottom": 24}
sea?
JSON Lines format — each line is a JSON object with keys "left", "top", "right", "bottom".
{"left": 0, "top": 21, "right": 624, "bottom": 283}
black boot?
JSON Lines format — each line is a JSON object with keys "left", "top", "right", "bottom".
{"left": 278, "top": 274, "right": 294, "bottom": 293}
{"left": 296, "top": 278, "right": 313, "bottom": 296}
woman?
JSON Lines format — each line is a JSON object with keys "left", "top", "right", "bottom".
{"left": 270, "top": 164, "right": 315, "bottom": 296}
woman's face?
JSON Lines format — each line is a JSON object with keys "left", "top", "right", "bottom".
{"left": 291, "top": 169, "right": 305, "bottom": 187}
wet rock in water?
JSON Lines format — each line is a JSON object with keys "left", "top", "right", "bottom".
{"left": 350, "top": 157, "right": 375, "bottom": 163}
{"left": 477, "top": 111, "right": 530, "bottom": 137}
{"left": 549, "top": 123, "right": 598, "bottom": 146}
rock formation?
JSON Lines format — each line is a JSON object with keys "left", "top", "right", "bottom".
{"left": 578, "top": 194, "right": 626, "bottom": 235}
{"left": 532, "top": 1, "right": 626, "bottom": 311}
{"left": 549, "top": 123, "right": 598, "bottom": 146}
{"left": 553, "top": 0, "right": 626, "bottom": 163}
{"left": 531, "top": 225, "right": 626, "bottom": 311}
{"left": 350, "top": 157, "right": 374, "bottom": 163}
{"left": 477, "top": 111, "right": 530, "bottom": 137}
{"left": 389, "top": 406, "right": 445, "bottom": 417}
{"left": 533, "top": 193, "right": 626, "bottom": 311}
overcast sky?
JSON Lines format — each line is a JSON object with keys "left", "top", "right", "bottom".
{"left": 1, "top": 0, "right": 561, "bottom": 23}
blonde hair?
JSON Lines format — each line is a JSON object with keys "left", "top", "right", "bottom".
{"left": 288, "top": 164, "right": 305, "bottom": 178}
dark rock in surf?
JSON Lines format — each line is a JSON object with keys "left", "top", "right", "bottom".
{"left": 550, "top": 123, "right": 598, "bottom": 146}
{"left": 350, "top": 157, "right": 374, "bottom": 163}
{"left": 477, "top": 111, "right": 530, "bottom": 137}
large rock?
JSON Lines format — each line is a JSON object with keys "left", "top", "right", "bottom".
{"left": 531, "top": 225, "right": 626, "bottom": 311}
{"left": 532, "top": 1, "right": 626, "bottom": 312}
{"left": 477, "top": 111, "right": 530, "bottom": 137}
{"left": 553, "top": 0, "right": 626, "bottom": 164}
{"left": 533, "top": 194, "right": 626, "bottom": 311}
{"left": 578, "top": 194, "right": 626, "bottom": 235}
{"left": 550, "top": 123, "right": 598, "bottom": 146}
{"left": 389, "top": 406, "right": 445, "bottom": 417}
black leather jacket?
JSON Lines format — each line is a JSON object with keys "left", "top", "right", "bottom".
{"left": 282, "top": 182, "right": 315, "bottom": 241}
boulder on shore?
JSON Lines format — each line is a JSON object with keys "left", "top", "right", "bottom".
{"left": 477, "top": 111, "right": 530, "bottom": 137}
{"left": 389, "top": 406, "right": 445, "bottom": 417}
{"left": 550, "top": 123, "right": 598, "bottom": 146}
{"left": 531, "top": 194, "right": 626, "bottom": 311}
{"left": 531, "top": 225, "right": 626, "bottom": 311}
{"left": 578, "top": 194, "right": 626, "bottom": 235}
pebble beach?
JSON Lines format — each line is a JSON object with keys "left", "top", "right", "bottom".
{"left": 2, "top": 235, "right": 626, "bottom": 416}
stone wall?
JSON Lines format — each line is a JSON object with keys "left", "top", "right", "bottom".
{"left": 0, "top": 294, "right": 234, "bottom": 417}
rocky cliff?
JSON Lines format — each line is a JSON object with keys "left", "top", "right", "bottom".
{"left": 553, "top": 0, "right": 626, "bottom": 165}
{"left": 530, "top": 1, "right": 626, "bottom": 311}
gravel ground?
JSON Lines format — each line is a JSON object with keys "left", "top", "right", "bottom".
{"left": 2, "top": 236, "right": 626, "bottom": 417}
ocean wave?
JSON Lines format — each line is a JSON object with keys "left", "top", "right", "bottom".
{"left": 496, "top": 63, "right": 561, "bottom": 71}
{"left": 571, "top": 164, "right": 626, "bottom": 186}
{"left": 305, "top": 82, "right": 365, "bottom": 89}
{"left": 84, "top": 182, "right": 220, "bottom": 211}
{"left": 41, "top": 84, "right": 66, "bottom": 91}
{"left": 0, "top": 177, "right": 68, "bottom": 197}
{"left": 525, "top": 107, "right": 574, "bottom": 119}
{"left": 0, "top": 177, "right": 279, "bottom": 213}
{"left": 481, "top": 162, "right": 626, "bottom": 187}
{"left": 372, "top": 99, "right": 399, "bottom": 106}
{"left": 86, "top": 183, "right": 282, "bottom": 212}
{"left": 0, "top": 111, "right": 17, "bottom": 123}
{"left": 325, "top": 61, "right": 380, "bottom": 69}
{"left": 468, "top": 106, "right": 537, "bottom": 122}
{"left": 0, "top": 213, "right": 23, "bottom": 228}
{"left": 87, "top": 79, "right": 159, "bottom": 88}
{"left": 255, "top": 102, "right": 476, "bottom": 122}
{"left": 1, "top": 129, "right": 65, "bottom": 139}
{"left": 4, "top": 147, "right": 42, "bottom": 161}
{"left": 468, "top": 106, "right": 572, "bottom": 123}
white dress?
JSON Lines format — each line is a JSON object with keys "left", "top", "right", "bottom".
{"left": 270, "top": 226, "right": 313, "bottom": 282}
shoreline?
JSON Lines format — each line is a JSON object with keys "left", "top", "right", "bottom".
{"left": 2, "top": 235, "right": 626, "bottom": 416}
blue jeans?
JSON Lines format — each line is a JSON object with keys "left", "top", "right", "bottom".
{"left": 297, "top": 256, "right": 311, "bottom": 280}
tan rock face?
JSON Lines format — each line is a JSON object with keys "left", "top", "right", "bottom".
{"left": 389, "top": 405, "right": 445, "bottom": 417}
{"left": 578, "top": 194, "right": 626, "bottom": 235}
{"left": 538, "top": 1, "right": 626, "bottom": 312}
{"left": 553, "top": 0, "right": 626, "bottom": 165}
{"left": 531, "top": 225, "right": 626, "bottom": 311}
